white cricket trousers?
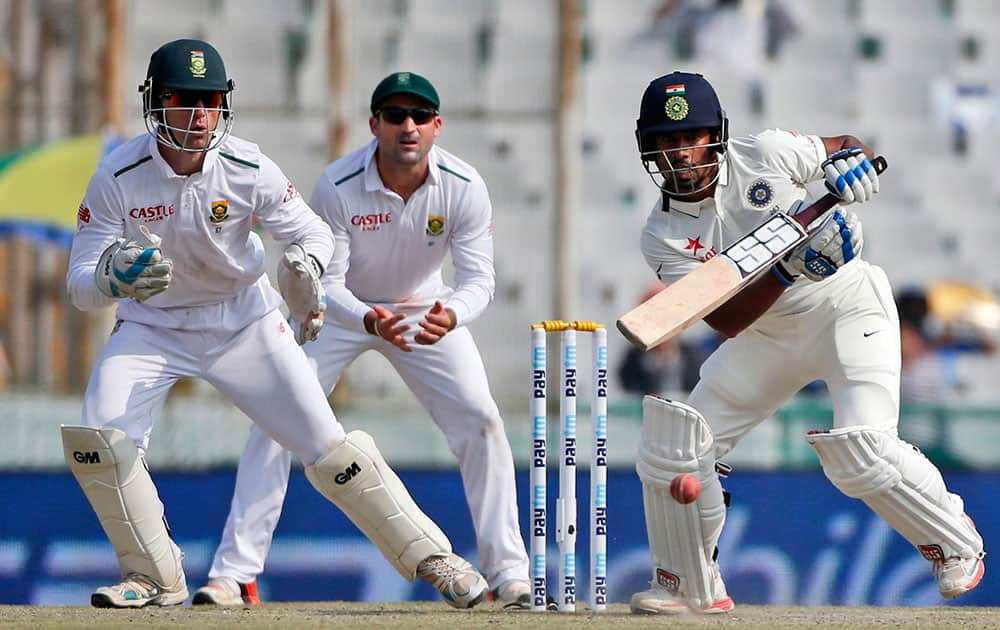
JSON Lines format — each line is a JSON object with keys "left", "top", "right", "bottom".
{"left": 690, "top": 262, "right": 902, "bottom": 455}
{"left": 210, "top": 323, "right": 530, "bottom": 588}
{"left": 81, "top": 308, "right": 347, "bottom": 470}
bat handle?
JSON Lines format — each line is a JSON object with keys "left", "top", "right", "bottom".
{"left": 792, "top": 155, "right": 888, "bottom": 229}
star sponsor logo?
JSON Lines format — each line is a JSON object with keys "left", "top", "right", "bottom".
{"left": 426, "top": 215, "right": 445, "bottom": 236}
{"left": 210, "top": 200, "right": 229, "bottom": 223}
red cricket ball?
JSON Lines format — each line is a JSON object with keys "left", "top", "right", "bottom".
{"left": 670, "top": 473, "right": 701, "bottom": 504}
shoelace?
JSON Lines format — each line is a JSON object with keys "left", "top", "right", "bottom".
{"left": 419, "top": 556, "right": 465, "bottom": 582}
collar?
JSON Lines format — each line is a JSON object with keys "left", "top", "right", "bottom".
{"left": 363, "top": 139, "right": 439, "bottom": 193}
{"left": 663, "top": 195, "right": 716, "bottom": 218}
{"left": 146, "top": 134, "right": 219, "bottom": 179}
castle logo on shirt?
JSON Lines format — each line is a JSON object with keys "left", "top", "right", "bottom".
{"left": 210, "top": 200, "right": 229, "bottom": 223}
{"left": 426, "top": 215, "right": 445, "bottom": 236}
{"left": 351, "top": 212, "right": 392, "bottom": 231}
{"left": 746, "top": 179, "right": 774, "bottom": 208}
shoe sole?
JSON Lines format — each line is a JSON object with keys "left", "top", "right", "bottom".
{"left": 941, "top": 558, "right": 985, "bottom": 599}
{"left": 192, "top": 591, "right": 243, "bottom": 606}
{"left": 630, "top": 596, "right": 734, "bottom": 615}
{"left": 91, "top": 592, "right": 187, "bottom": 608}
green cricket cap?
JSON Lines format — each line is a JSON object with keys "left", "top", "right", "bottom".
{"left": 146, "top": 38, "right": 231, "bottom": 93}
{"left": 370, "top": 72, "right": 440, "bottom": 113}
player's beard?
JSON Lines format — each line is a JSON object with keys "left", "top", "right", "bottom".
{"left": 663, "top": 162, "right": 716, "bottom": 198}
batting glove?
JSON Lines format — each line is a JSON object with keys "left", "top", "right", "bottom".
{"left": 822, "top": 147, "right": 879, "bottom": 204}
{"left": 775, "top": 209, "right": 863, "bottom": 283}
{"left": 95, "top": 226, "right": 173, "bottom": 301}
{"left": 277, "top": 242, "right": 327, "bottom": 344}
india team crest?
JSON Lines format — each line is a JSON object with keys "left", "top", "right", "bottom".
{"left": 210, "top": 199, "right": 229, "bottom": 223}
{"left": 426, "top": 215, "right": 445, "bottom": 236}
{"left": 190, "top": 50, "right": 206, "bottom": 78}
{"left": 746, "top": 179, "right": 774, "bottom": 208}
{"left": 664, "top": 95, "right": 689, "bottom": 121}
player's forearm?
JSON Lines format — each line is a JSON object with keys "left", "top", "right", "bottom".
{"left": 67, "top": 265, "right": 117, "bottom": 310}
{"left": 703, "top": 271, "right": 786, "bottom": 337}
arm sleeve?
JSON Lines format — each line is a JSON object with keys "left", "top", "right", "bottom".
{"left": 309, "top": 173, "right": 371, "bottom": 332}
{"left": 442, "top": 177, "right": 496, "bottom": 326}
{"left": 748, "top": 128, "right": 827, "bottom": 185}
{"left": 253, "top": 154, "right": 334, "bottom": 270}
{"left": 66, "top": 169, "right": 124, "bottom": 310}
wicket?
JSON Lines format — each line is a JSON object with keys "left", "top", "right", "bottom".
{"left": 530, "top": 320, "right": 608, "bottom": 613}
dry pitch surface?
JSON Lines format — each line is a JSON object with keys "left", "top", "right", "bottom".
{"left": 1, "top": 602, "right": 996, "bottom": 629}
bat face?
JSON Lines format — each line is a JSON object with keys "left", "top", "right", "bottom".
{"left": 617, "top": 213, "right": 806, "bottom": 351}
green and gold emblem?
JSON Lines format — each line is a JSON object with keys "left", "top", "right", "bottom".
{"left": 190, "top": 50, "right": 206, "bottom": 78}
{"left": 210, "top": 200, "right": 229, "bottom": 223}
{"left": 426, "top": 215, "right": 445, "bottom": 236}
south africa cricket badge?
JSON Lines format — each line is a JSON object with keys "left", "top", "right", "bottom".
{"left": 426, "top": 215, "right": 445, "bottom": 236}
{"left": 210, "top": 200, "right": 229, "bottom": 224}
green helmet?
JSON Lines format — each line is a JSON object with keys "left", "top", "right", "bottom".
{"left": 139, "top": 39, "right": 235, "bottom": 152}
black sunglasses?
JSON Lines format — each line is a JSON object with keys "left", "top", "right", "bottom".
{"left": 160, "top": 90, "right": 226, "bottom": 109}
{"left": 377, "top": 106, "right": 438, "bottom": 125}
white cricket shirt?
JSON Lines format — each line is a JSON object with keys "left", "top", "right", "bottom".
{"left": 310, "top": 139, "right": 495, "bottom": 332}
{"left": 640, "top": 128, "right": 864, "bottom": 321}
{"left": 67, "top": 134, "right": 334, "bottom": 331}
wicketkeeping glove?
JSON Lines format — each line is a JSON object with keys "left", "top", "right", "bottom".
{"left": 95, "top": 225, "right": 173, "bottom": 301}
{"left": 822, "top": 147, "right": 879, "bottom": 204}
{"left": 775, "top": 209, "right": 864, "bottom": 283}
{"left": 277, "top": 243, "right": 327, "bottom": 344}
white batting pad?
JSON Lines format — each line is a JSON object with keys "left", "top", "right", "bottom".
{"left": 636, "top": 396, "right": 727, "bottom": 610}
{"left": 808, "top": 426, "right": 983, "bottom": 560}
{"left": 305, "top": 430, "right": 451, "bottom": 580}
{"left": 61, "top": 425, "right": 183, "bottom": 587}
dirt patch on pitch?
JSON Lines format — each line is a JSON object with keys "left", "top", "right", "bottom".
{"left": 0, "top": 602, "right": 995, "bottom": 629}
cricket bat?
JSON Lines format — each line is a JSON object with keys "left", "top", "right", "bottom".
{"left": 617, "top": 156, "right": 887, "bottom": 351}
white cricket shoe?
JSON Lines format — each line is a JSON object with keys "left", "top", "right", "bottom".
{"left": 91, "top": 572, "right": 189, "bottom": 608}
{"left": 493, "top": 579, "right": 531, "bottom": 609}
{"left": 932, "top": 514, "right": 986, "bottom": 599}
{"left": 934, "top": 554, "right": 986, "bottom": 598}
{"left": 630, "top": 564, "right": 734, "bottom": 615}
{"left": 192, "top": 577, "right": 260, "bottom": 606}
{"left": 416, "top": 553, "right": 489, "bottom": 609}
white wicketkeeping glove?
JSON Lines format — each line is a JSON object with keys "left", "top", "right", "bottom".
{"left": 822, "top": 147, "right": 879, "bottom": 204}
{"left": 95, "top": 225, "right": 173, "bottom": 301}
{"left": 777, "top": 209, "right": 864, "bottom": 282}
{"left": 277, "top": 243, "right": 327, "bottom": 344}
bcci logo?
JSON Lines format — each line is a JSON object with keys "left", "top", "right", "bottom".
{"left": 210, "top": 200, "right": 229, "bottom": 223}
{"left": 190, "top": 50, "right": 206, "bottom": 78}
{"left": 664, "top": 96, "right": 689, "bottom": 121}
{"left": 746, "top": 179, "right": 774, "bottom": 208}
{"left": 426, "top": 215, "right": 445, "bottom": 236}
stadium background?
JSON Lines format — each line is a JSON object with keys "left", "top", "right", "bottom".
{"left": 0, "top": 0, "right": 997, "bottom": 607}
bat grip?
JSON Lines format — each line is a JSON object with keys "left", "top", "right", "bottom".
{"left": 792, "top": 155, "right": 888, "bottom": 230}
